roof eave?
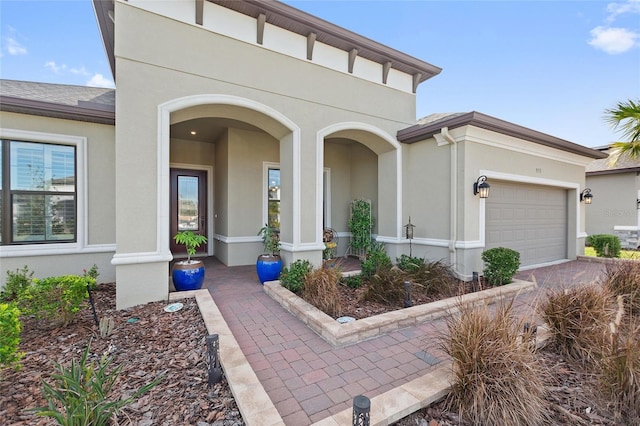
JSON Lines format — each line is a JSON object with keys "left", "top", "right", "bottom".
{"left": 1, "top": 96, "right": 115, "bottom": 125}
{"left": 397, "top": 111, "right": 607, "bottom": 160}
{"left": 92, "top": 0, "right": 115, "bottom": 80}
{"left": 587, "top": 167, "right": 640, "bottom": 176}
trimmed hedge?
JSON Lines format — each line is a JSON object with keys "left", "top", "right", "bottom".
{"left": 589, "top": 234, "right": 621, "bottom": 258}
{"left": 481, "top": 247, "right": 521, "bottom": 286}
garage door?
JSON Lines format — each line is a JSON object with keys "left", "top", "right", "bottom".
{"left": 485, "top": 181, "right": 568, "bottom": 267}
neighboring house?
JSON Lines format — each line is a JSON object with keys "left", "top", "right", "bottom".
{"left": 0, "top": 0, "right": 605, "bottom": 309}
{"left": 586, "top": 145, "right": 640, "bottom": 249}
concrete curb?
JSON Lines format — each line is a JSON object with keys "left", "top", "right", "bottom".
{"left": 265, "top": 278, "right": 537, "bottom": 346}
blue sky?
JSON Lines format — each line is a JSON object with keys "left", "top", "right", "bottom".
{"left": 1, "top": 0, "right": 639, "bottom": 147}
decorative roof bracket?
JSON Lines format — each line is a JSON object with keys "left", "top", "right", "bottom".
{"left": 412, "top": 73, "right": 422, "bottom": 93}
{"left": 257, "top": 13, "right": 266, "bottom": 45}
{"left": 348, "top": 48, "right": 358, "bottom": 74}
{"left": 195, "top": 0, "right": 203, "bottom": 25}
{"left": 383, "top": 61, "right": 392, "bottom": 84}
{"left": 307, "top": 32, "right": 316, "bottom": 60}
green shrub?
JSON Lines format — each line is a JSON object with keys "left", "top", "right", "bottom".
{"left": 302, "top": 267, "right": 342, "bottom": 318}
{"left": 441, "top": 301, "right": 548, "bottom": 425}
{"left": 540, "top": 285, "right": 612, "bottom": 364}
{"left": 340, "top": 275, "right": 363, "bottom": 289}
{"left": 481, "top": 247, "right": 520, "bottom": 286}
{"left": 1, "top": 266, "right": 34, "bottom": 303}
{"left": 590, "top": 234, "right": 622, "bottom": 258}
{"left": 82, "top": 264, "right": 99, "bottom": 286}
{"left": 279, "top": 260, "right": 311, "bottom": 293}
{"left": 396, "top": 254, "right": 424, "bottom": 273}
{"left": 33, "top": 340, "right": 162, "bottom": 424}
{"left": 18, "top": 275, "right": 94, "bottom": 326}
{"left": 361, "top": 241, "right": 392, "bottom": 280}
{"left": 0, "top": 303, "right": 23, "bottom": 369}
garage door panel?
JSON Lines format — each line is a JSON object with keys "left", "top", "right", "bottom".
{"left": 485, "top": 181, "right": 568, "bottom": 267}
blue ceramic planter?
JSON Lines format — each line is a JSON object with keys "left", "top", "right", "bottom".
{"left": 172, "top": 260, "right": 205, "bottom": 291}
{"left": 256, "top": 254, "right": 282, "bottom": 284}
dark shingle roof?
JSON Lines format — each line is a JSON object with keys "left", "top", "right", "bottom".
{"left": 0, "top": 79, "right": 115, "bottom": 124}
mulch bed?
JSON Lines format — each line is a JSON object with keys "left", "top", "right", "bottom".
{"left": 0, "top": 283, "right": 243, "bottom": 425}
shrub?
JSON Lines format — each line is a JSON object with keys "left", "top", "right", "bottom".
{"left": 279, "top": 260, "right": 311, "bottom": 293}
{"left": 590, "top": 234, "right": 622, "bottom": 258}
{"left": 0, "top": 303, "right": 23, "bottom": 369}
{"left": 340, "top": 274, "right": 363, "bottom": 289}
{"left": 396, "top": 254, "right": 424, "bottom": 273}
{"left": 33, "top": 341, "right": 162, "bottom": 424}
{"left": 598, "top": 297, "right": 640, "bottom": 423}
{"left": 364, "top": 266, "right": 406, "bottom": 306}
{"left": 407, "top": 259, "right": 460, "bottom": 299}
{"left": 441, "top": 301, "right": 548, "bottom": 425}
{"left": 602, "top": 260, "right": 640, "bottom": 316}
{"left": 18, "top": 275, "right": 95, "bottom": 326}
{"left": 540, "top": 285, "right": 613, "bottom": 364}
{"left": 481, "top": 247, "right": 520, "bottom": 286}
{"left": 0, "top": 266, "right": 34, "bottom": 303}
{"left": 302, "top": 267, "right": 342, "bottom": 317}
{"left": 82, "top": 264, "right": 99, "bottom": 286}
{"left": 361, "top": 241, "right": 391, "bottom": 280}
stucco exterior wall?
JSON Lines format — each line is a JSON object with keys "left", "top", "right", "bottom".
{"left": 586, "top": 173, "right": 639, "bottom": 234}
{"left": 0, "top": 111, "right": 116, "bottom": 285}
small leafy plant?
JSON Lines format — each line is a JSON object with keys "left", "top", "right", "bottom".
{"left": 173, "top": 230, "right": 208, "bottom": 262}
{"left": 1, "top": 265, "right": 34, "bottom": 303}
{"left": 82, "top": 264, "right": 99, "bottom": 284}
{"left": 33, "top": 341, "right": 162, "bottom": 424}
{"left": 0, "top": 303, "right": 23, "bottom": 370}
{"left": 18, "top": 275, "right": 95, "bottom": 326}
{"left": 481, "top": 247, "right": 520, "bottom": 286}
{"left": 258, "top": 224, "right": 280, "bottom": 255}
{"left": 396, "top": 254, "right": 425, "bottom": 274}
{"left": 279, "top": 259, "right": 311, "bottom": 293}
{"left": 361, "top": 241, "right": 391, "bottom": 280}
{"left": 589, "top": 234, "right": 622, "bottom": 258}
{"left": 340, "top": 274, "right": 363, "bottom": 289}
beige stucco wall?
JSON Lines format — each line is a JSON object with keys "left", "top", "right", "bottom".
{"left": 0, "top": 111, "right": 116, "bottom": 286}
{"left": 586, "top": 172, "right": 640, "bottom": 234}
{"left": 113, "top": 2, "right": 412, "bottom": 306}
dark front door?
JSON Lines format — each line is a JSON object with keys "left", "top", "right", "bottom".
{"left": 170, "top": 168, "right": 208, "bottom": 257}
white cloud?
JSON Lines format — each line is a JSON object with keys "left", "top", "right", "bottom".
{"left": 6, "top": 37, "right": 27, "bottom": 55}
{"left": 45, "top": 61, "right": 67, "bottom": 74}
{"left": 606, "top": 0, "right": 640, "bottom": 23}
{"left": 86, "top": 73, "right": 115, "bottom": 88}
{"left": 70, "top": 66, "right": 90, "bottom": 76}
{"left": 588, "top": 26, "right": 639, "bottom": 54}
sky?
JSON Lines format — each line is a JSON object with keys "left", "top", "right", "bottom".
{"left": 1, "top": 0, "right": 639, "bottom": 148}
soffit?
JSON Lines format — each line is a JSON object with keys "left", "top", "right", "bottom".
{"left": 397, "top": 111, "right": 607, "bottom": 160}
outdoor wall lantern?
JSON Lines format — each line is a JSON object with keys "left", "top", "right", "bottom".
{"left": 637, "top": 199, "right": 640, "bottom": 209}
{"left": 580, "top": 188, "right": 593, "bottom": 204}
{"left": 473, "top": 175, "right": 490, "bottom": 198}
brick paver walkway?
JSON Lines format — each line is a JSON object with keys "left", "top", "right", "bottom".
{"left": 201, "top": 258, "right": 606, "bottom": 424}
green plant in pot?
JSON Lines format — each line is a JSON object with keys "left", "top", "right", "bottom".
{"left": 172, "top": 230, "right": 208, "bottom": 291}
{"left": 256, "top": 224, "right": 282, "bottom": 284}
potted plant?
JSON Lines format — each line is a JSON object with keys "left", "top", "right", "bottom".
{"left": 172, "top": 230, "right": 208, "bottom": 291}
{"left": 256, "top": 224, "right": 282, "bottom": 284}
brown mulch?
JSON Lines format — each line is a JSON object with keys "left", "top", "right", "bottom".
{"left": 0, "top": 283, "right": 243, "bottom": 426}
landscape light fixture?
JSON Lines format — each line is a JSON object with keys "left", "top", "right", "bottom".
{"left": 580, "top": 188, "right": 593, "bottom": 204}
{"left": 473, "top": 175, "right": 490, "bottom": 198}
{"left": 404, "top": 216, "right": 415, "bottom": 256}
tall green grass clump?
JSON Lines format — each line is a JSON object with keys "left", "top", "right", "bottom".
{"left": 442, "top": 301, "right": 548, "bottom": 425}
{"left": 540, "top": 285, "right": 613, "bottom": 365}
{"left": 303, "top": 267, "right": 342, "bottom": 318}
{"left": 33, "top": 340, "right": 162, "bottom": 425}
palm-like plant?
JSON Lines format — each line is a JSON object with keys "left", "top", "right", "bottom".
{"left": 604, "top": 99, "right": 640, "bottom": 165}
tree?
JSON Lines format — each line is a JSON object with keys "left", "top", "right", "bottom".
{"left": 604, "top": 99, "right": 640, "bottom": 165}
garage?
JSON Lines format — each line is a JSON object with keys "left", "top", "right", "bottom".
{"left": 485, "top": 181, "right": 568, "bottom": 267}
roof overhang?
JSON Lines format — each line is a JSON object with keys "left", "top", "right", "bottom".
{"left": 397, "top": 111, "right": 607, "bottom": 160}
{"left": 587, "top": 167, "right": 640, "bottom": 176}
{"left": 0, "top": 95, "right": 115, "bottom": 125}
{"left": 92, "top": 0, "right": 442, "bottom": 87}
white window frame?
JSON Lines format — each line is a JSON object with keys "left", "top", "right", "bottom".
{"left": 263, "top": 162, "right": 280, "bottom": 228}
{"left": 0, "top": 128, "right": 87, "bottom": 257}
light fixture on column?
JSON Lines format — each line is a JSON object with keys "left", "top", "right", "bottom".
{"left": 473, "top": 175, "right": 490, "bottom": 198}
{"left": 580, "top": 188, "right": 593, "bottom": 204}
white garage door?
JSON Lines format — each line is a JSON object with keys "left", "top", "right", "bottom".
{"left": 485, "top": 181, "right": 568, "bottom": 267}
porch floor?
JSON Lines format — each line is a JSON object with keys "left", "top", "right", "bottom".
{"left": 197, "top": 257, "right": 606, "bottom": 424}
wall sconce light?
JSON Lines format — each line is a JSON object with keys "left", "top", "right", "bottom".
{"left": 580, "top": 188, "right": 593, "bottom": 204}
{"left": 637, "top": 199, "right": 640, "bottom": 210}
{"left": 473, "top": 175, "right": 490, "bottom": 198}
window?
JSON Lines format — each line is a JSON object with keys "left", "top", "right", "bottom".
{"left": 267, "top": 167, "right": 280, "bottom": 229}
{"left": 1, "top": 139, "right": 77, "bottom": 244}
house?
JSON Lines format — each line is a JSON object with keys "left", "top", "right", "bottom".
{"left": 0, "top": 0, "right": 605, "bottom": 309}
{"left": 586, "top": 145, "right": 640, "bottom": 249}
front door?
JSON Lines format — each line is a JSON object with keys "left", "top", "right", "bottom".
{"left": 170, "top": 168, "right": 208, "bottom": 257}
